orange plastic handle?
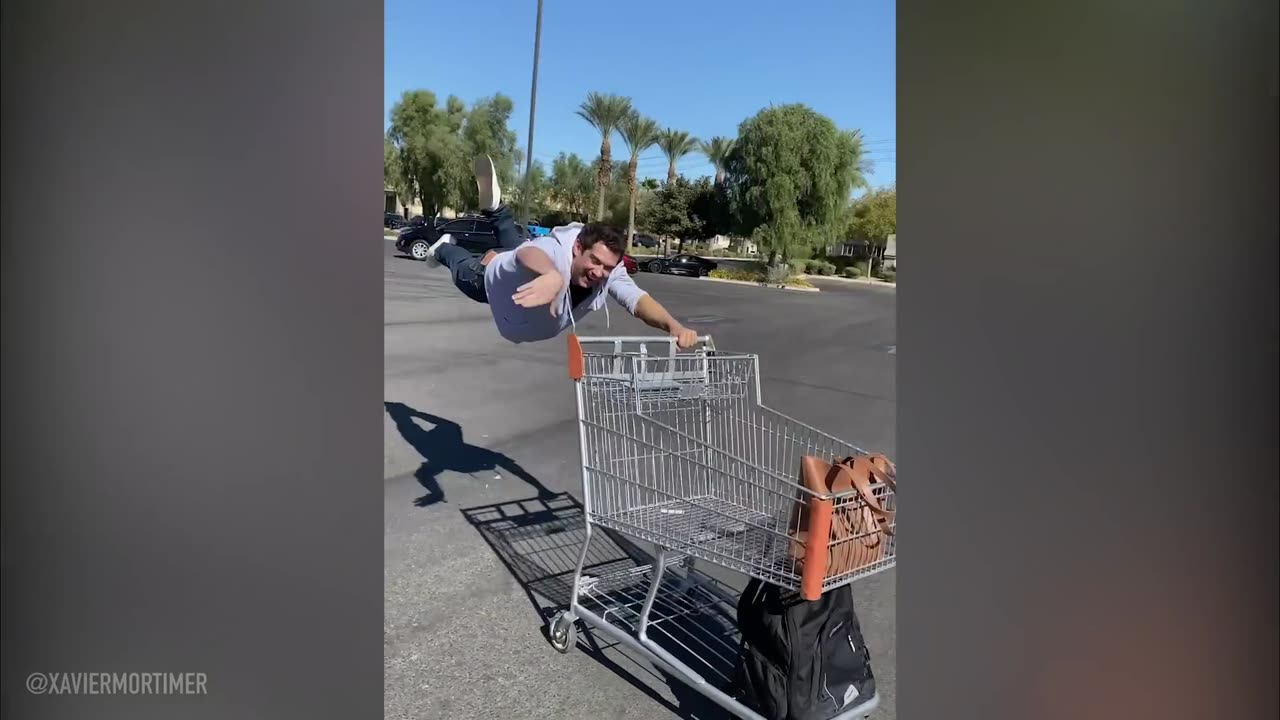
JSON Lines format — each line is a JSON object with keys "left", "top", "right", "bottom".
{"left": 800, "top": 496, "right": 833, "bottom": 600}
{"left": 568, "top": 333, "right": 584, "bottom": 381}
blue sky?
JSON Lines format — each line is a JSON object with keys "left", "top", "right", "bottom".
{"left": 385, "top": 0, "right": 895, "bottom": 188}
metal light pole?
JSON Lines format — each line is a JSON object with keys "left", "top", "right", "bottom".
{"left": 521, "top": 0, "right": 544, "bottom": 225}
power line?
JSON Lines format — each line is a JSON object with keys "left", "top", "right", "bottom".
{"left": 537, "top": 139, "right": 895, "bottom": 158}
{"left": 529, "top": 147, "right": 892, "bottom": 172}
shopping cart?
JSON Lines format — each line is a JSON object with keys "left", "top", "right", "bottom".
{"left": 547, "top": 334, "right": 896, "bottom": 720}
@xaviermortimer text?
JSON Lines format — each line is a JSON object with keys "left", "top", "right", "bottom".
{"left": 26, "top": 672, "right": 208, "bottom": 696}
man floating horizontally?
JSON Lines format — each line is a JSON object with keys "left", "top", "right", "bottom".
{"left": 423, "top": 156, "right": 699, "bottom": 348}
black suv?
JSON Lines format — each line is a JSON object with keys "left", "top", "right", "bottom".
{"left": 396, "top": 215, "right": 533, "bottom": 261}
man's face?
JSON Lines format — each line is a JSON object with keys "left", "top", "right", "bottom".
{"left": 570, "top": 240, "right": 621, "bottom": 288}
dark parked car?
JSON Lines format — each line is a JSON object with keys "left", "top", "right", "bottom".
{"left": 641, "top": 254, "right": 718, "bottom": 277}
{"left": 385, "top": 212, "right": 407, "bottom": 229}
{"left": 396, "top": 215, "right": 531, "bottom": 261}
{"left": 632, "top": 234, "right": 659, "bottom": 249}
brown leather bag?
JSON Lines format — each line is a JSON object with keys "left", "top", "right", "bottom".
{"left": 790, "top": 453, "right": 897, "bottom": 599}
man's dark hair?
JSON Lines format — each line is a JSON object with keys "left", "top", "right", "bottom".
{"left": 577, "top": 224, "right": 626, "bottom": 257}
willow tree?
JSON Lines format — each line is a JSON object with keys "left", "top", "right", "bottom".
{"left": 724, "top": 104, "right": 872, "bottom": 267}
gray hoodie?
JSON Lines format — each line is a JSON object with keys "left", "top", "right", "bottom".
{"left": 482, "top": 223, "right": 649, "bottom": 344}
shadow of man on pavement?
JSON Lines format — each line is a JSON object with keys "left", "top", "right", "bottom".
{"left": 384, "top": 401, "right": 555, "bottom": 507}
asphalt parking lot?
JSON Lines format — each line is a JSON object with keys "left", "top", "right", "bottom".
{"left": 383, "top": 238, "right": 896, "bottom": 719}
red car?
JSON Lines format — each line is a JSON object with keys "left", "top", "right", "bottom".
{"left": 621, "top": 254, "right": 638, "bottom": 274}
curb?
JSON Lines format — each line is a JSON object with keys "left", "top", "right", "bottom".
{"left": 804, "top": 274, "right": 896, "bottom": 289}
{"left": 699, "top": 276, "right": 821, "bottom": 293}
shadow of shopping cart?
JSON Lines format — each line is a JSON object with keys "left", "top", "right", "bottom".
{"left": 461, "top": 493, "right": 743, "bottom": 720}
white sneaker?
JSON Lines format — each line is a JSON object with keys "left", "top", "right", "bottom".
{"left": 422, "top": 233, "right": 455, "bottom": 268}
{"left": 474, "top": 155, "right": 501, "bottom": 211}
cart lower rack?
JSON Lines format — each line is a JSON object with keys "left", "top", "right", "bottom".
{"left": 550, "top": 335, "right": 896, "bottom": 720}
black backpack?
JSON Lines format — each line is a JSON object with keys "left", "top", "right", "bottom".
{"left": 731, "top": 578, "right": 877, "bottom": 720}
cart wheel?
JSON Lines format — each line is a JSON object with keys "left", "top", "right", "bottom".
{"left": 548, "top": 611, "right": 577, "bottom": 654}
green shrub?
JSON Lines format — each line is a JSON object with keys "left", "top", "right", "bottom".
{"left": 819, "top": 262, "right": 838, "bottom": 276}
{"left": 842, "top": 266, "right": 862, "bottom": 279}
{"left": 701, "top": 265, "right": 819, "bottom": 288}
{"left": 881, "top": 270, "right": 896, "bottom": 282}
{"left": 803, "top": 259, "right": 824, "bottom": 274}
{"left": 709, "top": 268, "right": 761, "bottom": 282}
{"left": 765, "top": 264, "right": 792, "bottom": 284}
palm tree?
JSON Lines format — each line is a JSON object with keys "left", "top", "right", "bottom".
{"left": 847, "top": 130, "right": 874, "bottom": 193}
{"left": 575, "top": 92, "right": 634, "bottom": 221}
{"left": 656, "top": 128, "right": 700, "bottom": 185}
{"left": 698, "top": 136, "right": 735, "bottom": 186}
{"left": 617, "top": 112, "right": 661, "bottom": 252}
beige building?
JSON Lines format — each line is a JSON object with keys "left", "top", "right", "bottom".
{"left": 385, "top": 188, "right": 463, "bottom": 221}
{"left": 385, "top": 188, "right": 423, "bottom": 218}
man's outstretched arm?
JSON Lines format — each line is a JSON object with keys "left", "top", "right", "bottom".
{"left": 634, "top": 295, "right": 699, "bottom": 348}
{"left": 515, "top": 245, "right": 557, "bottom": 276}
{"left": 511, "top": 245, "right": 564, "bottom": 313}
{"left": 609, "top": 273, "right": 698, "bottom": 348}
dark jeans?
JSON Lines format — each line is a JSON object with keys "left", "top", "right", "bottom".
{"left": 435, "top": 206, "right": 525, "bottom": 304}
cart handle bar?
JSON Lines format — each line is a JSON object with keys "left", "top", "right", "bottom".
{"left": 568, "top": 333, "right": 715, "bottom": 381}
